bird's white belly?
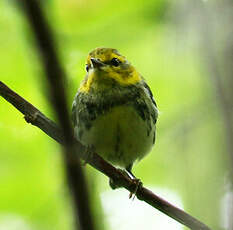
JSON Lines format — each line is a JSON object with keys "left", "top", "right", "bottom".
{"left": 78, "top": 105, "right": 155, "bottom": 168}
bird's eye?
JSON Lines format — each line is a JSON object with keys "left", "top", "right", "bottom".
{"left": 111, "top": 58, "right": 121, "bottom": 67}
{"left": 86, "top": 64, "right": 89, "bottom": 72}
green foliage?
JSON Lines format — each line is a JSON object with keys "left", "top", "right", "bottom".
{"left": 0, "top": 0, "right": 227, "bottom": 229}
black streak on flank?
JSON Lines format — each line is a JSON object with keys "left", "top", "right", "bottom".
{"left": 143, "top": 82, "right": 157, "bottom": 108}
{"left": 153, "top": 131, "right": 155, "bottom": 144}
{"left": 135, "top": 102, "right": 147, "bottom": 121}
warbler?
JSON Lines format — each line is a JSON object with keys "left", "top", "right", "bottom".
{"left": 72, "top": 47, "right": 158, "bottom": 180}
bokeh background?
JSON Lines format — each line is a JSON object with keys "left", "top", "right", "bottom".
{"left": 0, "top": 0, "right": 232, "bottom": 230}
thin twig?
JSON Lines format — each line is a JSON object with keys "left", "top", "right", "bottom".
{"left": 20, "top": 1, "right": 95, "bottom": 230}
{"left": 0, "top": 81, "right": 212, "bottom": 230}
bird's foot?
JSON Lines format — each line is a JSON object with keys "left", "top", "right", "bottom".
{"left": 108, "top": 168, "right": 143, "bottom": 200}
{"left": 129, "top": 178, "right": 143, "bottom": 200}
{"left": 125, "top": 167, "right": 143, "bottom": 200}
{"left": 109, "top": 168, "right": 132, "bottom": 190}
{"left": 109, "top": 178, "right": 118, "bottom": 190}
{"left": 109, "top": 168, "right": 126, "bottom": 189}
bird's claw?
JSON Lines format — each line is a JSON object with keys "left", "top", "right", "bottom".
{"left": 129, "top": 178, "right": 142, "bottom": 200}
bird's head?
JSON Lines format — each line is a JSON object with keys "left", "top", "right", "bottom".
{"left": 79, "top": 48, "right": 141, "bottom": 93}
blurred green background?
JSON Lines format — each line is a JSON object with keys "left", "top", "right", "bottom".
{"left": 0, "top": 0, "right": 232, "bottom": 230}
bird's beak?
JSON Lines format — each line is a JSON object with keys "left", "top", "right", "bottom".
{"left": 90, "top": 58, "right": 105, "bottom": 69}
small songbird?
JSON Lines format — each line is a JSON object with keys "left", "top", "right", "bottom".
{"left": 72, "top": 47, "right": 158, "bottom": 181}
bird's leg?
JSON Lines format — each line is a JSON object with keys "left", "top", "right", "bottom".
{"left": 109, "top": 168, "right": 127, "bottom": 190}
{"left": 108, "top": 165, "right": 143, "bottom": 195}
{"left": 126, "top": 164, "right": 143, "bottom": 199}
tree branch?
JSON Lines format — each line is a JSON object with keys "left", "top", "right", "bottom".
{"left": 0, "top": 81, "right": 212, "bottom": 230}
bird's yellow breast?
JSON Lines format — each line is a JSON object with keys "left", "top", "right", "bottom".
{"left": 77, "top": 105, "right": 155, "bottom": 168}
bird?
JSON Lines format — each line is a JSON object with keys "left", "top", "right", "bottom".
{"left": 72, "top": 47, "right": 158, "bottom": 186}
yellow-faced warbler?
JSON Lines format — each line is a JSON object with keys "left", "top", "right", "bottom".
{"left": 72, "top": 48, "right": 158, "bottom": 183}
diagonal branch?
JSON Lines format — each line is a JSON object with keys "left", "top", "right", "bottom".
{"left": 0, "top": 81, "right": 212, "bottom": 230}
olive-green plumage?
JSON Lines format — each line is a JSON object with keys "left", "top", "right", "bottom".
{"left": 72, "top": 47, "right": 158, "bottom": 174}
